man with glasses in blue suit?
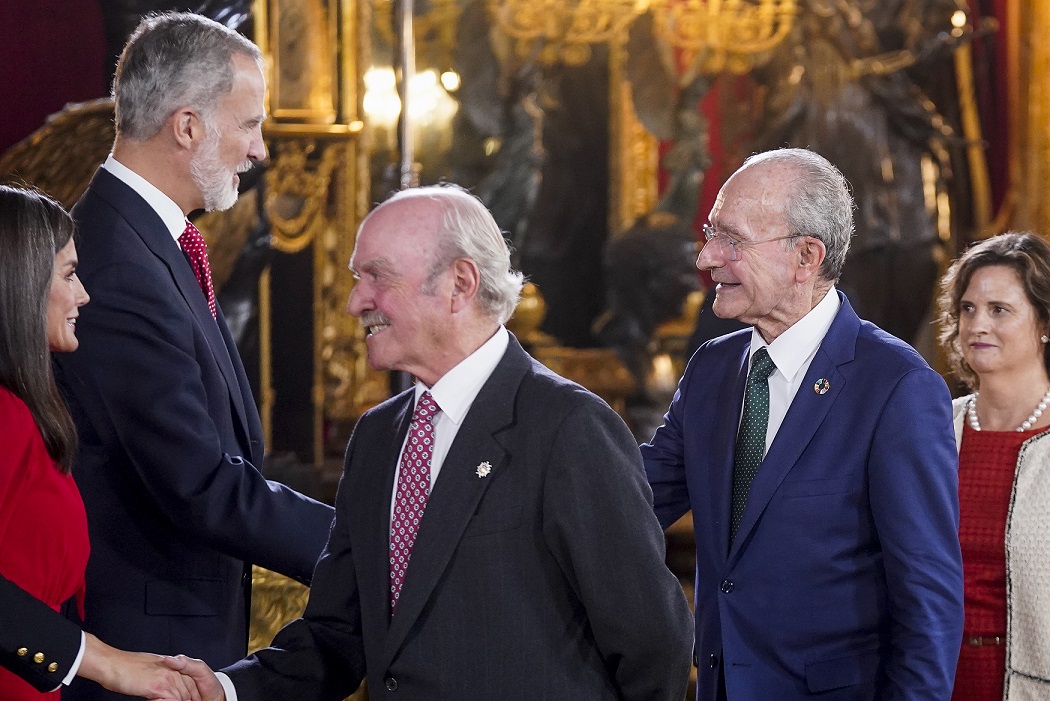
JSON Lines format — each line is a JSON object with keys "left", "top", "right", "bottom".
{"left": 643, "top": 148, "right": 964, "bottom": 700}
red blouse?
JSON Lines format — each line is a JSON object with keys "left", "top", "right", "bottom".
{"left": 0, "top": 386, "right": 90, "bottom": 700}
{"left": 952, "top": 422, "right": 1041, "bottom": 701}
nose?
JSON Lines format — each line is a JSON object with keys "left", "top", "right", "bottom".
{"left": 696, "top": 239, "right": 723, "bottom": 271}
{"left": 346, "top": 281, "right": 368, "bottom": 317}
{"left": 248, "top": 126, "right": 267, "bottom": 162}
{"left": 74, "top": 274, "right": 90, "bottom": 307}
{"left": 965, "top": 310, "right": 989, "bottom": 336}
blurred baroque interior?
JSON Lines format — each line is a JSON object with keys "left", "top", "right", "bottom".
{"left": 1, "top": 0, "right": 1047, "bottom": 696}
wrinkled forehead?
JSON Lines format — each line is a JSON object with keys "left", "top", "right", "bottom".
{"left": 711, "top": 162, "right": 793, "bottom": 226}
{"left": 350, "top": 197, "right": 442, "bottom": 269}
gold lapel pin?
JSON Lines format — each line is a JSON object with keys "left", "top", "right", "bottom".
{"left": 814, "top": 378, "right": 830, "bottom": 395}
{"left": 475, "top": 461, "right": 492, "bottom": 478}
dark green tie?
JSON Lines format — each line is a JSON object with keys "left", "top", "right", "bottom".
{"left": 730, "top": 347, "right": 776, "bottom": 543}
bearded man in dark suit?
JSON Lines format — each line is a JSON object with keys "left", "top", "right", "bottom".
{"left": 54, "top": 14, "right": 335, "bottom": 700}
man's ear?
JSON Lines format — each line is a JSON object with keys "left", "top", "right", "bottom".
{"left": 795, "top": 236, "right": 827, "bottom": 283}
{"left": 450, "top": 258, "right": 481, "bottom": 313}
{"left": 171, "top": 107, "right": 205, "bottom": 150}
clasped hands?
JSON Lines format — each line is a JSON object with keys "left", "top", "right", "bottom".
{"left": 81, "top": 635, "right": 224, "bottom": 701}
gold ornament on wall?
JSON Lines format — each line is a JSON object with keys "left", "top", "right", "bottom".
{"left": 265, "top": 138, "right": 343, "bottom": 254}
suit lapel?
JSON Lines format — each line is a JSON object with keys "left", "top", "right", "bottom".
{"left": 709, "top": 342, "right": 750, "bottom": 558}
{"left": 728, "top": 294, "right": 860, "bottom": 563}
{"left": 88, "top": 169, "right": 253, "bottom": 449}
{"left": 355, "top": 392, "right": 414, "bottom": 651}
{"left": 380, "top": 337, "right": 530, "bottom": 669}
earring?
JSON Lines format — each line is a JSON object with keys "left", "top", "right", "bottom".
{"left": 1041, "top": 335, "right": 1049, "bottom": 344}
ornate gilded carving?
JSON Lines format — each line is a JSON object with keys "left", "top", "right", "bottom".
{"left": 316, "top": 151, "right": 390, "bottom": 426}
{"left": 648, "top": 0, "right": 798, "bottom": 76}
{"left": 609, "top": 40, "right": 660, "bottom": 235}
{"left": 486, "top": 0, "right": 647, "bottom": 66}
{"left": 265, "top": 137, "right": 344, "bottom": 253}
{"left": 0, "top": 98, "right": 114, "bottom": 208}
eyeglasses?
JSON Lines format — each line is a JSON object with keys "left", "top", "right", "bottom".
{"left": 701, "top": 224, "right": 803, "bottom": 262}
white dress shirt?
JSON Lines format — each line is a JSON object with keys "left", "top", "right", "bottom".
{"left": 391, "top": 325, "right": 509, "bottom": 517}
{"left": 103, "top": 155, "right": 187, "bottom": 244}
{"left": 745, "top": 287, "right": 840, "bottom": 453}
{"left": 218, "top": 327, "right": 511, "bottom": 701}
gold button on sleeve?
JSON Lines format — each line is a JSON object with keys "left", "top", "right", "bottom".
{"left": 16, "top": 647, "right": 27, "bottom": 657}
{"left": 33, "top": 652, "right": 44, "bottom": 664}
{"left": 48, "top": 662, "right": 58, "bottom": 672}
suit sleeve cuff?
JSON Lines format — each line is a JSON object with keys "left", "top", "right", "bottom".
{"left": 61, "top": 631, "right": 86, "bottom": 687}
{"left": 216, "top": 671, "right": 238, "bottom": 701}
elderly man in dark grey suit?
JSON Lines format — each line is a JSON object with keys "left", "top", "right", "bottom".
{"left": 171, "top": 184, "right": 693, "bottom": 700}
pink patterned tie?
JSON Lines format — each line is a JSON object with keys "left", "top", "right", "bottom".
{"left": 390, "top": 391, "right": 439, "bottom": 613}
{"left": 178, "top": 221, "right": 217, "bottom": 319}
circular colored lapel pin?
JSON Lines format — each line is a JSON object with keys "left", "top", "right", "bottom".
{"left": 814, "top": 378, "right": 830, "bottom": 395}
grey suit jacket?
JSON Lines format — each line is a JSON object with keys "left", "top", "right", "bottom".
{"left": 225, "top": 335, "right": 693, "bottom": 699}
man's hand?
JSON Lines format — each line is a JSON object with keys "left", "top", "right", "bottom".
{"left": 78, "top": 634, "right": 202, "bottom": 700}
{"left": 163, "top": 655, "right": 227, "bottom": 701}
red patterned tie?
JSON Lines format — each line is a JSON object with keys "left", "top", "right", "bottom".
{"left": 390, "top": 391, "right": 439, "bottom": 613}
{"left": 178, "top": 221, "right": 217, "bottom": 319}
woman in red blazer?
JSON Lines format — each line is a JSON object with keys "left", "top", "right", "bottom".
{"left": 0, "top": 186, "right": 192, "bottom": 700}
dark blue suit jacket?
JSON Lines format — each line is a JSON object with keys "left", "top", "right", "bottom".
{"left": 643, "top": 293, "right": 963, "bottom": 700}
{"left": 0, "top": 573, "right": 81, "bottom": 692}
{"left": 224, "top": 336, "right": 694, "bottom": 700}
{"left": 55, "top": 168, "right": 334, "bottom": 700}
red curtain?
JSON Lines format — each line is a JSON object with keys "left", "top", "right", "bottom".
{"left": 0, "top": 0, "right": 107, "bottom": 155}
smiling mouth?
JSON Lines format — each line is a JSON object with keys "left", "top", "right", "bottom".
{"left": 366, "top": 323, "right": 390, "bottom": 336}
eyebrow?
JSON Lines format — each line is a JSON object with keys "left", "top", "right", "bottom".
{"left": 712, "top": 220, "right": 746, "bottom": 240}
{"left": 961, "top": 297, "right": 1014, "bottom": 307}
{"left": 352, "top": 257, "right": 395, "bottom": 277}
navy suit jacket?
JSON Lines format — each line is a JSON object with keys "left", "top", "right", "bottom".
{"left": 643, "top": 293, "right": 964, "bottom": 700}
{"left": 224, "top": 336, "right": 694, "bottom": 700}
{"left": 55, "top": 168, "right": 335, "bottom": 700}
{"left": 0, "top": 573, "right": 81, "bottom": 692}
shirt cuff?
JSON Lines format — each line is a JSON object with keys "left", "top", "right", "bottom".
{"left": 216, "top": 671, "right": 238, "bottom": 701}
{"left": 61, "top": 631, "right": 86, "bottom": 686}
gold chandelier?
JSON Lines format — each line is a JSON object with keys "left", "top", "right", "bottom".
{"left": 486, "top": 0, "right": 649, "bottom": 65}
{"left": 649, "top": 0, "right": 798, "bottom": 74}
{"left": 486, "top": 0, "right": 797, "bottom": 72}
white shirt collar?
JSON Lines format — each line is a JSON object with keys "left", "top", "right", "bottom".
{"left": 415, "top": 326, "right": 510, "bottom": 426}
{"left": 103, "top": 154, "right": 187, "bottom": 243}
{"left": 749, "top": 286, "right": 840, "bottom": 380}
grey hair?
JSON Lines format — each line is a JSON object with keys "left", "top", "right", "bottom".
{"left": 742, "top": 148, "right": 855, "bottom": 282}
{"left": 382, "top": 185, "right": 524, "bottom": 324}
{"left": 113, "top": 12, "right": 262, "bottom": 140}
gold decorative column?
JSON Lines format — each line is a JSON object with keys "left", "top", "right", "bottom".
{"left": 254, "top": 0, "right": 388, "bottom": 464}
{"left": 609, "top": 38, "right": 660, "bottom": 235}
{"left": 1011, "top": 0, "right": 1050, "bottom": 237}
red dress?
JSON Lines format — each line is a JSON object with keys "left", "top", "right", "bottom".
{"left": 952, "top": 422, "right": 1042, "bottom": 701}
{"left": 0, "top": 387, "right": 90, "bottom": 700}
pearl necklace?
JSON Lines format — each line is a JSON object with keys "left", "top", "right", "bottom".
{"left": 967, "top": 387, "right": 1050, "bottom": 432}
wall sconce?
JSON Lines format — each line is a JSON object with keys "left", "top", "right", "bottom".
{"left": 362, "top": 66, "right": 460, "bottom": 155}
